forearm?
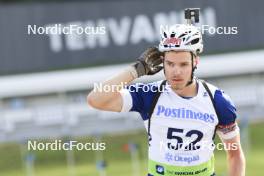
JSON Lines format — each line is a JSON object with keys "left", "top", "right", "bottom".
{"left": 227, "top": 150, "right": 246, "bottom": 176}
{"left": 87, "top": 47, "right": 162, "bottom": 111}
{"left": 102, "top": 66, "right": 137, "bottom": 89}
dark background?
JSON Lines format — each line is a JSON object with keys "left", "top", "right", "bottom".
{"left": 0, "top": 0, "right": 263, "bottom": 75}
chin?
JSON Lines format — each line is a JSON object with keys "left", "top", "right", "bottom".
{"left": 171, "top": 85, "right": 184, "bottom": 90}
{"left": 169, "top": 82, "right": 185, "bottom": 90}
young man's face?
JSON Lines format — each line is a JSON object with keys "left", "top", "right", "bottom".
{"left": 164, "top": 51, "right": 196, "bottom": 90}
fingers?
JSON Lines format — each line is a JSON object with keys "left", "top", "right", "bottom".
{"left": 146, "top": 49, "right": 163, "bottom": 62}
{"left": 132, "top": 61, "right": 147, "bottom": 77}
{"left": 135, "top": 47, "right": 164, "bottom": 76}
{"left": 146, "top": 47, "right": 158, "bottom": 53}
{"left": 149, "top": 66, "right": 163, "bottom": 75}
{"left": 144, "top": 47, "right": 163, "bottom": 75}
{"left": 151, "top": 57, "right": 162, "bottom": 66}
{"left": 155, "top": 66, "right": 163, "bottom": 72}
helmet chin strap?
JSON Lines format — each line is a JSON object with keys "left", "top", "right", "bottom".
{"left": 185, "top": 52, "right": 197, "bottom": 87}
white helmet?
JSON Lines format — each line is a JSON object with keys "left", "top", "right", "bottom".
{"left": 158, "top": 24, "right": 203, "bottom": 55}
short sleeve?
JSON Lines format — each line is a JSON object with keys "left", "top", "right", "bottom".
{"left": 119, "top": 81, "right": 161, "bottom": 120}
{"left": 119, "top": 88, "right": 133, "bottom": 112}
{"left": 214, "top": 89, "right": 237, "bottom": 125}
{"left": 214, "top": 89, "right": 239, "bottom": 139}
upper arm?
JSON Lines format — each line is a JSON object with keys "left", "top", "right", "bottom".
{"left": 102, "top": 92, "right": 123, "bottom": 112}
{"left": 214, "top": 89, "right": 237, "bottom": 126}
{"left": 88, "top": 82, "right": 158, "bottom": 113}
{"left": 119, "top": 82, "right": 159, "bottom": 120}
{"left": 213, "top": 89, "right": 240, "bottom": 140}
{"left": 87, "top": 90, "right": 123, "bottom": 112}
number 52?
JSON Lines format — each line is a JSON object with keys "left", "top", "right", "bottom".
{"left": 167, "top": 127, "right": 203, "bottom": 150}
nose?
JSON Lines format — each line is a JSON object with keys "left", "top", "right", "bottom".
{"left": 172, "top": 66, "right": 182, "bottom": 76}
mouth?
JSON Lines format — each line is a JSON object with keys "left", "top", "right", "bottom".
{"left": 171, "top": 78, "right": 184, "bottom": 83}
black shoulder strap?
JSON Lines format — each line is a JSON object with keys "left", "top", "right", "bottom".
{"left": 147, "top": 80, "right": 167, "bottom": 136}
{"left": 201, "top": 80, "right": 216, "bottom": 110}
{"left": 200, "top": 79, "right": 220, "bottom": 139}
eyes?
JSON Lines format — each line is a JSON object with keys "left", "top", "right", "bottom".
{"left": 165, "top": 61, "right": 190, "bottom": 67}
{"left": 180, "top": 62, "right": 190, "bottom": 67}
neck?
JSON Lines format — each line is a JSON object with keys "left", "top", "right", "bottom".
{"left": 173, "top": 80, "right": 198, "bottom": 97}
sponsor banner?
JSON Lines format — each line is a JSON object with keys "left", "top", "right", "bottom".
{"left": 0, "top": 0, "right": 263, "bottom": 75}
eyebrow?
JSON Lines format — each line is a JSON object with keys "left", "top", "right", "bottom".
{"left": 165, "top": 60, "right": 174, "bottom": 64}
{"left": 165, "top": 60, "right": 190, "bottom": 64}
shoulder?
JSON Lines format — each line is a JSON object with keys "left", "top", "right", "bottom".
{"left": 204, "top": 81, "right": 237, "bottom": 125}
{"left": 121, "top": 80, "right": 164, "bottom": 119}
{"left": 127, "top": 80, "right": 164, "bottom": 104}
{"left": 125, "top": 80, "right": 164, "bottom": 98}
{"left": 202, "top": 81, "right": 234, "bottom": 105}
{"left": 126, "top": 80, "right": 163, "bottom": 91}
{"left": 206, "top": 82, "right": 236, "bottom": 111}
